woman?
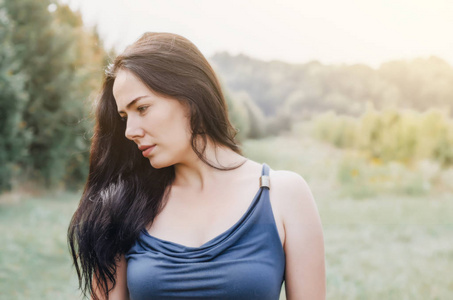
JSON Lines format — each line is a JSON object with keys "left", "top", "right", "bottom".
{"left": 68, "top": 32, "right": 325, "bottom": 300}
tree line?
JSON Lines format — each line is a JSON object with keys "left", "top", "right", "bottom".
{"left": 211, "top": 53, "right": 453, "bottom": 139}
{"left": 0, "top": 0, "right": 108, "bottom": 191}
{"left": 312, "top": 107, "right": 453, "bottom": 168}
{"left": 1, "top": 0, "right": 452, "bottom": 192}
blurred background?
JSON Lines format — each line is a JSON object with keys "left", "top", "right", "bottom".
{"left": 0, "top": 0, "right": 452, "bottom": 299}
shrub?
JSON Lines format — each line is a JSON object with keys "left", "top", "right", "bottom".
{"left": 312, "top": 107, "right": 453, "bottom": 168}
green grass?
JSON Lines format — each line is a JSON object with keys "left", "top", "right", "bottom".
{"left": 245, "top": 133, "right": 453, "bottom": 299}
{"left": 320, "top": 197, "right": 453, "bottom": 300}
{"left": 1, "top": 132, "right": 452, "bottom": 299}
{"left": 0, "top": 193, "right": 81, "bottom": 300}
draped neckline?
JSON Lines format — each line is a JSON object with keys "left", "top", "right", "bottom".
{"left": 140, "top": 164, "right": 267, "bottom": 252}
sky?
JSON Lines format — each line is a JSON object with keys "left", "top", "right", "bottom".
{"left": 61, "top": 0, "right": 453, "bottom": 68}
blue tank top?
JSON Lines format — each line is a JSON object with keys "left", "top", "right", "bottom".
{"left": 125, "top": 163, "right": 285, "bottom": 299}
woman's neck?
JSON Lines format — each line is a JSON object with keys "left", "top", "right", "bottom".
{"left": 172, "top": 141, "right": 246, "bottom": 192}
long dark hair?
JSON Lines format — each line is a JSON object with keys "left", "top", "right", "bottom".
{"left": 68, "top": 32, "right": 242, "bottom": 299}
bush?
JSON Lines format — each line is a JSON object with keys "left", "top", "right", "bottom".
{"left": 312, "top": 106, "right": 453, "bottom": 168}
{"left": 337, "top": 152, "right": 434, "bottom": 199}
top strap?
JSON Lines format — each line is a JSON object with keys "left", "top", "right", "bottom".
{"left": 259, "top": 163, "right": 270, "bottom": 189}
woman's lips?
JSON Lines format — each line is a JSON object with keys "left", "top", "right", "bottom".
{"left": 141, "top": 145, "right": 155, "bottom": 157}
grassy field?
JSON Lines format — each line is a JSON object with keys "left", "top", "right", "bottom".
{"left": 1, "top": 132, "right": 452, "bottom": 299}
{"left": 247, "top": 133, "right": 453, "bottom": 300}
{"left": 0, "top": 193, "right": 80, "bottom": 299}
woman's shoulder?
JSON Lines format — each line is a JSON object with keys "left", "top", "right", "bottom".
{"left": 267, "top": 167, "right": 325, "bottom": 299}
{"left": 244, "top": 160, "right": 314, "bottom": 205}
{"left": 268, "top": 168, "right": 312, "bottom": 199}
{"left": 267, "top": 167, "right": 318, "bottom": 222}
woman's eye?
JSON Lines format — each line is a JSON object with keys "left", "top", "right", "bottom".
{"left": 137, "top": 106, "right": 148, "bottom": 113}
{"left": 120, "top": 115, "right": 127, "bottom": 122}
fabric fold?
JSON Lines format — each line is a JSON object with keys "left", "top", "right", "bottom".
{"left": 126, "top": 163, "right": 285, "bottom": 300}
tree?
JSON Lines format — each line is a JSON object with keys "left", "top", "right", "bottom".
{"left": 0, "top": 1, "right": 31, "bottom": 190}
{"left": 1, "top": 0, "right": 107, "bottom": 190}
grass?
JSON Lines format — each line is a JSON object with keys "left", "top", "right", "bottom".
{"left": 320, "top": 197, "right": 453, "bottom": 299}
{"left": 1, "top": 131, "right": 452, "bottom": 299}
{"left": 0, "top": 193, "right": 81, "bottom": 300}
{"left": 245, "top": 132, "right": 453, "bottom": 299}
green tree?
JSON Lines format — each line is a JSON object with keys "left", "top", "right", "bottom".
{"left": 224, "top": 90, "right": 250, "bottom": 142}
{"left": 211, "top": 52, "right": 453, "bottom": 125}
{"left": 2, "top": 0, "right": 107, "bottom": 190}
{"left": 0, "top": 1, "right": 31, "bottom": 190}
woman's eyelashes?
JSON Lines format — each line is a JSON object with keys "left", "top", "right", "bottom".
{"left": 137, "top": 105, "right": 149, "bottom": 114}
{"left": 119, "top": 106, "right": 149, "bottom": 122}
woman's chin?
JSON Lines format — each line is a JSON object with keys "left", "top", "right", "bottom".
{"left": 148, "top": 158, "right": 171, "bottom": 169}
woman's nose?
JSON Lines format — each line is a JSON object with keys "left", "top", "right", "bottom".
{"left": 125, "top": 117, "right": 145, "bottom": 140}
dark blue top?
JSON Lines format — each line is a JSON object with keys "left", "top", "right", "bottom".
{"left": 125, "top": 163, "right": 285, "bottom": 299}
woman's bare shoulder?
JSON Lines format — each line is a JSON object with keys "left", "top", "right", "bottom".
{"left": 245, "top": 160, "right": 316, "bottom": 210}
{"left": 268, "top": 168, "right": 325, "bottom": 299}
{"left": 268, "top": 168, "right": 319, "bottom": 222}
{"left": 269, "top": 169, "right": 313, "bottom": 200}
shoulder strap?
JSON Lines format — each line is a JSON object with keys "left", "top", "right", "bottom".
{"left": 259, "top": 163, "right": 270, "bottom": 189}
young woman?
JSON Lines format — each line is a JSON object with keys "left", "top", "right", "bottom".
{"left": 68, "top": 32, "right": 325, "bottom": 300}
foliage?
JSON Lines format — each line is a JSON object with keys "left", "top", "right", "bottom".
{"left": 311, "top": 106, "right": 453, "bottom": 168}
{"left": 244, "top": 132, "right": 453, "bottom": 200}
{"left": 265, "top": 110, "right": 292, "bottom": 136}
{"left": 222, "top": 87, "right": 275, "bottom": 141}
{"left": 0, "top": 0, "right": 107, "bottom": 191}
{"left": 379, "top": 57, "right": 453, "bottom": 111}
{"left": 2, "top": 1, "right": 452, "bottom": 191}
{"left": 0, "top": 2, "right": 31, "bottom": 190}
{"left": 335, "top": 153, "right": 440, "bottom": 199}
{"left": 211, "top": 52, "right": 453, "bottom": 124}
{"left": 224, "top": 89, "right": 250, "bottom": 142}
{"left": 235, "top": 90, "right": 267, "bottom": 139}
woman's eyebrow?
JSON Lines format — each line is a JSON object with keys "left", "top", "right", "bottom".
{"left": 118, "top": 96, "right": 149, "bottom": 114}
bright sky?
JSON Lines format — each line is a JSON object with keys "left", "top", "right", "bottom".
{"left": 61, "top": 0, "right": 453, "bottom": 67}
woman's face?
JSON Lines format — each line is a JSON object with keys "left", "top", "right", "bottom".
{"left": 113, "top": 69, "right": 193, "bottom": 169}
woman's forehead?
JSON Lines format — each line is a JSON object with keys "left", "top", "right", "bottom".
{"left": 113, "top": 70, "right": 150, "bottom": 107}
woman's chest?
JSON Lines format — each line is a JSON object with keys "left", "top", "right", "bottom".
{"left": 125, "top": 175, "right": 286, "bottom": 299}
{"left": 146, "top": 183, "right": 260, "bottom": 248}
{"left": 127, "top": 254, "right": 284, "bottom": 300}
